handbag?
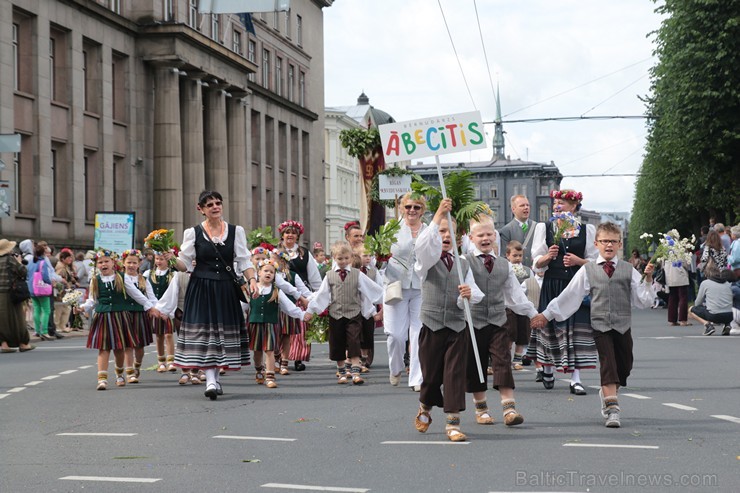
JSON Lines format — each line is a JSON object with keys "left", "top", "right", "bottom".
{"left": 11, "top": 278, "right": 31, "bottom": 304}
{"left": 32, "top": 260, "right": 53, "bottom": 297}
{"left": 197, "top": 225, "right": 250, "bottom": 304}
{"left": 384, "top": 280, "right": 403, "bottom": 305}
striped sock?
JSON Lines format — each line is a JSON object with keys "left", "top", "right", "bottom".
{"left": 97, "top": 371, "right": 108, "bottom": 382}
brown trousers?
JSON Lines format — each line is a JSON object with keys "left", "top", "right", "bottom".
{"left": 418, "top": 325, "right": 468, "bottom": 413}
{"left": 505, "top": 309, "right": 530, "bottom": 346}
{"left": 328, "top": 316, "right": 362, "bottom": 361}
{"left": 592, "top": 328, "right": 633, "bottom": 387}
{"left": 467, "top": 324, "right": 515, "bottom": 393}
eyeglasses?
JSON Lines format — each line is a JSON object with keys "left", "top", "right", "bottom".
{"left": 404, "top": 205, "right": 422, "bottom": 211}
{"left": 596, "top": 239, "right": 621, "bottom": 246}
{"left": 203, "top": 201, "right": 222, "bottom": 208}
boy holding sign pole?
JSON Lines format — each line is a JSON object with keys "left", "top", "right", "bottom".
{"left": 413, "top": 198, "right": 484, "bottom": 442}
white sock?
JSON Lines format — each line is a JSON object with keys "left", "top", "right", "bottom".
{"left": 571, "top": 369, "right": 581, "bottom": 384}
{"left": 543, "top": 365, "right": 553, "bottom": 374}
{"left": 204, "top": 368, "right": 218, "bottom": 387}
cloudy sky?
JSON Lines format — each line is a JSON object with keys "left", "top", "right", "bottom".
{"left": 324, "top": 0, "right": 664, "bottom": 215}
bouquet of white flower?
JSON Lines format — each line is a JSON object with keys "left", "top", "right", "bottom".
{"left": 62, "top": 290, "right": 83, "bottom": 306}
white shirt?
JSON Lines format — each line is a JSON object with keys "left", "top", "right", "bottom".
{"left": 464, "top": 247, "right": 538, "bottom": 318}
{"left": 81, "top": 273, "right": 156, "bottom": 313}
{"left": 253, "top": 285, "right": 306, "bottom": 320}
{"left": 283, "top": 244, "right": 323, "bottom": 291}
{"left": 306, "top": 265, "right": 384, "bottom": 318}
{"left": 531, "top": 222, "right": 598, "bottom": 273}
{"left": 155, "top": 272, "right": 189, "bottom": 318}
{"left": 413, "top": 222, "right": 485, "bottom": 309}
{"left": 179, "top": 222, "right": 254, "bottom": 274}
{"left": 542, "top": 256, "right": 656, "bottom": 322}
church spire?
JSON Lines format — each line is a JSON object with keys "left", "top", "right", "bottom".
{"left": 492, "top": 82, "right": 505, "bottom": 160}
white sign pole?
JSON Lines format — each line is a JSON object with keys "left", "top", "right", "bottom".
{"left": 434, "top": 155, "right": 484, "bottom": 384}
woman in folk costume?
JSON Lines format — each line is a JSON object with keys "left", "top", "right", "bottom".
{"left": 170, "top": 190, "right": 258, "bottom": 400}
{"left": 144, "top": 252, "right": 177, "bottom": 373}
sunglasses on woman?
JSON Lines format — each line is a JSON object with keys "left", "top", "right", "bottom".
{"left": 404, "top": 204, "right": 422, "bottom": 211}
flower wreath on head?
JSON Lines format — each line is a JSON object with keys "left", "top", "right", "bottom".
{"left": 278, "top": 220, "right": 304, "bottom": 236}
{"left": 260, "top": 242, "right": 276, "bottom": 251}
{"left": 550, "top": 189, "right": 583, "bottom": 202}
{"left": 121, "top": 249, "right": 143, "bottom": 261}
{"left": 257, "top": 258, "right": 280, "bottom": 270}
{"left": 344, "top": 221, "right": 360, "bottom": 232}
{"left": 313, "top": 242, "right": 324, "bottom": 251}
{"left": 94, "top": 248, "right": 119, "bottom": 261}
{"left": 274, "top": 250, "right": 292, "bottom": 264}
{"left": 252, "top": 246, "right": 268, "bottom": 256}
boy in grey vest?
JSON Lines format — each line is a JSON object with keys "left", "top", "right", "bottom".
{"left": 306, "top": 241, "right": 384, "bottom": 385}
{"left": 531, "top": 222, "right": 655, "bottom": 428}
{"left": 413, "top": 199, "right": 484, "bottom": 442}
{"left": 465, "top": 218, "right": 538, "bottom": 428}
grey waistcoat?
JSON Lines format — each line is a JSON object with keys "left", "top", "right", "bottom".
{"left": 420, "top": 256, "right": 470, "bottom": 333}
{"left": 326, "top": 269, "right": 361, "bottom": 319}
{"left": 469, "top": 254, "right": 510, "bottom": 329}
{"left": 585, "top": 261, "right": 632, "bottom": 334}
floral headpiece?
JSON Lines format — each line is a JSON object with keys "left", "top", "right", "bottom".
{"left": 252, "top": 246, "right": 268, "bottom": 256}
{"left": 313, "top": 242, "right": 324, "bottom": 250}
{"left": 278, "top": 220, "right": 304, "bottom": 235}
{"left": 260, "top": 242, "right": 275, "bottom": 251}
{"left": 344, "top": 221, "right": 360, "bottom": 231}
{"left": 94, "top": 248, "right": 118, "bottom": 261}
{"left": 121, "top": 249, "right": 143, "bottom": 261}
{"left": 274, "top": 250, "right": 292, "bottom": 264}
{"left": 550, "top": 189, "right": 583, "bottom": 202}
{"left": 257, "top": 258, "right": 280, "bottom": 270}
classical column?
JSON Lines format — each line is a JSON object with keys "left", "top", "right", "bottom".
{"left": 227, "top": 93, "right": 248, "bottom": 228}
{"left": 180, "top": 77, "right": 205, "bottom": 226}
{"left": 203, "top": 87, "right": 228, "bottom": 212}
{"left": 152, "top": 65, "right": 183, "bottom": 233}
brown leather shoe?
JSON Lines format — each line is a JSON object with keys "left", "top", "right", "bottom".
{"left": 446, "top": 428, "right": 467, "bottom": 442}
{"left": 504, "top": 411, "right": 524, "bottom": 426}
{"left": 475, "top": 411, "right": 494, "bottom": 425}
{"left": 415, "top": 410, "right": 432, "bottom": 433}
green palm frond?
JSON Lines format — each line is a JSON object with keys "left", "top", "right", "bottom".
{"left": 412, "top": 170, "right": 488, "bottom": 234}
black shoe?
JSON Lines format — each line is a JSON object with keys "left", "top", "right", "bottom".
{"left": 542, "top": 373, "right": 555, "bottom": 390}
{"left": 215, "top": 382, "right": 224, "bottom": 395}
{"left": 55, "top": 333, "right": 66, "bottom": 339}
{"left": 570, "top": 382, "right": 587, "bottom": 395}
{"left": 535, "top": 369, "right": 544, "bottom": 382}
{"left": 722, "top": 325, "right": 731, "bottom": 336}
{"left": 294, "top": 361, "right": 306, "bottom": 372}
{"left": 521, "top": 356, "right": 532, "bottom": 366}
{"left": 703, "top": 323, "right": 715, "bottom": 336}
{"left": 204, "top": 384, "right": 218, "bottom": 400}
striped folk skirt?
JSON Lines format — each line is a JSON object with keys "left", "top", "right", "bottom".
{"left": 174, "top": 277, "right": 249, "bottom": 370}
{"left": 526, "top": 276, "right": 598, "bottom": 372}
{"left": 86, "top": 311, "right": 138, "bottom": 351}
{"left": 248, "top": 322, "right": 279, "bottom": 351}
{"left": 279, "top": 311, "right": 302, "bottom": 335}
{"left": 129, "top": 311, "right": 153, "bottom": 347}
{"left": 151, "top": 316, "right": 174, "bottom": 336}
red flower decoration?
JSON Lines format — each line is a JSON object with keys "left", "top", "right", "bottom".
{"left": 344, "top": 221, "right": 360, "bottom": 231}
{"left": 278, "top": 220, "right": 304, "bottom": 235}
{"left": 550, "top": 189, "right": 583, "bottom": 202}
{"left": 260, "top": 242, "right": 276, "bottom": 251}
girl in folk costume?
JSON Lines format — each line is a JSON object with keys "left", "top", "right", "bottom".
{"left": 250, "top": 259, "right": 306, "bottom": 388}
{"left": 272, "top": 249, "right": 312, "bottom": 375}
{"left": 278, "top": 220, "right": 322, "bottom": 371}
{"left": 145, "top": 252, "right": 177, "bottom": 373}
{"left": 527, "top": 189, "right": 598, "bottom": 394}
{"left": 80, "top": 250, "right": 161, "bottom": 390}
{"left": 121, "top": 249, "right": 159, "bottom": 384}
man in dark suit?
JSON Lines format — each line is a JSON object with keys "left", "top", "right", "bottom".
{"left": 498, "top": 195, "right": 537, "bottom": 267}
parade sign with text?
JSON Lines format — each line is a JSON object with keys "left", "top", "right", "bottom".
{"left": 378, "top": 111, "right": 487, "bottom": 164}
{"left": 94, "top": 212, "right": 135, "bottom": 253}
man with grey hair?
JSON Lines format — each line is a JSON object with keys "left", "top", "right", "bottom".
{"left": 715, "top": 223, "right": 732, "bottom": 253}
{"left": 498, "top": 195, "right": 537, "bottom": 267}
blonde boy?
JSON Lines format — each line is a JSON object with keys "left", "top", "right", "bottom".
{"left": 505, "top": 240, "right": 533, "bottom": 369}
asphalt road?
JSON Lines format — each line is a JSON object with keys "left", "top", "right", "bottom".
{"left": 1, "top": 308, "right": 738, "bottom": 493}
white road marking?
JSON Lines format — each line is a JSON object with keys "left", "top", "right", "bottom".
{"left": 710, "top": 415, "right": 740, "bottom": 425}
{"left": 638, "top": 336, "right": 679, "bottom": 339}
{"left": 0, "top": 394, "right": 9, "bottom": 400}
{"left": 60, "top": 476, "right": 161, "bottom": 483}
{"left": 622, "top": 393, "right": 651, "bottom": 400}
{"left": 25, "top": 381, "right": 44, "bottom": 386}
{"left": 7, "top": 387, "right": 26, "bottom": 393}
{"left": 57, "top": 433, "right": 138, "bottom": 437}
{"left": 261, "top": 483, "right": 368, "bottom": 492}
{"left": 41, "top": 375, "right": 60, "bottom": 380}
{"left": 563, "top": 443, "right": 659, "bottom": 450}
{"left": 662, "top": 403, "right": 698, "bottom": 411}
{"left": 214, "top": 435, "right": 296, "bottom": 442}
{"left": 59, "top": 370, "right": 78, "bottom": 375}
{"left": 588, "top": 385, "right": 601, "bottom": 390}
{"left": 381, "top": 441, "right": 470, "bottom": 445}
{"left": 78, "top": 365, "right": 93, "bottom": 369}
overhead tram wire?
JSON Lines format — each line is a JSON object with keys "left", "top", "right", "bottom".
{"left": 473, "top": 0, "right": 498, "bottom": 109}
{"left": 580, "top": 73, "right": 649, "bottom": 117}
{"left": 488, "top": 115, "right": 652, "bottom": 124}
{"left": 437, "top": 0, "right": 477, "bottom": 109}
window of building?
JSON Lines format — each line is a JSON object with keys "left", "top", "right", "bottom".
{"left": 275, "top": 57, "right": 282, "bottom": 96}
{"left": 262, "top": 49, "right": 270, "bottom": 88}
{"left": 111, "top": 53, "right": 127, "bottom": 121}
{"left": 50, "top": 148, "right": 58, "bottom": 216}
{"left": 163, "top": 0, "right": 173, "bottom": 21}
{"left": 108, "top": 0, "right": 121, "bottom": 14}
{"left": 273, "top": 11, "right": 279, "bottom": 30}
{"left": 12, "top": 23, "right": 19, "bottom": 90}
{"left": 82, "top": 42, "right": 101, "bottom": 114}
{"left": 232, "top": 30, "right": 242, "bottom": 55}
{"left": 473, "top": 186, "right": 481, "bottom": 199}
{"left": 288, "top": 64, "right": 294, "bottom": 101}
{"left": 520, "top": 184, "right": 527, "bottom": 197}
{"left": 49, "top": 38, "right": 55, "bottom": 100}
{"left": 188, "top": 0, "right": 198, "bottom": 29}
{"left": 539, "top": 204, "right": 550, "bottom": 222}
{"left": 296, "top": 15, "right": 302, "bottom": 46}
{"left": 512, "top": 184, "right": 519, "bottom": 197}
{"left": 247, "top": 40, "right": 256, "bottom": 81}
{"left": 299, "top": 70, "right": 305, "bottom": 106}
{"left": 211, "top": 15, "right": 220, "bottom": 42}
{"left": 490, "top": 185, "right": 498, "bottom": 199}
{"left": 82, "top": 50, "right": 88, "bottom": 110}
{"left": 284, "top": 10, "right": 291, "bottom": 37}
{"left": 540, "top": 185, "right": 549, "bottom": 196}
{"left": 13, "top": 152, "right": 20, "bottom": 213}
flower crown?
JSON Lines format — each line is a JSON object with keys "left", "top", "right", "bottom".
{"left": 252, "top": 246, "right": 268, "bottom": 256}
{"left": 274, "top": 250, "right": 292, "bottom": 264}
{"left": 94, "top": 249, "right": 118, "bottom": 260}
{"left": 278, "top": 220, "right": 304, "bottom": 235}
{"left": 550, "top": 189, "right": 583, "bottom": 202}
{"left": 344, "top": 221, "right": 360, "bottom": 231}
{"left": 121, "top": 249, "right": 143, "bottom": 260}
{"left": 258, "top": 258, "right": 280, "bottom": 270}
{"left": 313, "top": 242, "right": 324, "bottom": 250}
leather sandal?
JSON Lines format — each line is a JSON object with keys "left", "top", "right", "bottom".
{"left": 415, "top": 410, "right": 432, "bottom": 433}
{"left": 475, "top": 411, "right": 494, "bottom": 425}
{"left": 446, "top": 428, "right": 467, "bottom": 442}
{"left": 178, "top": 374, "right": 190, "bottom": 385}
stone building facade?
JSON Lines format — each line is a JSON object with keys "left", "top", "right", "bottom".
{"left": 0, "top": 0, "right": 331, "bottom": 249}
